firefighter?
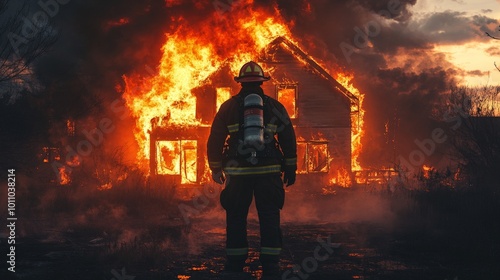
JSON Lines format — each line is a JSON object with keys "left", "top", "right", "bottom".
{"left": 207, "top": 61, "right": 297, "bottom": 279}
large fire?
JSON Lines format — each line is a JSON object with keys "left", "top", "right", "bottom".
{"left": 123, "top": 1, "right": 365, "bottom": 185}
{"left": 335, "top": 73, "right": 365, "bottom": 172}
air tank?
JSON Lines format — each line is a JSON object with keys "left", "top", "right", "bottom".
{"left": 243, "top": 93, "right": 264, "bottom": 147}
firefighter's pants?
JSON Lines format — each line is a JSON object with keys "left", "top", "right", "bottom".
{"left": 220, "top": 173, "right": 285, "bottom": 267}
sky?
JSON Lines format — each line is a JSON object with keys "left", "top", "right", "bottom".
{"left": 409, "top": 0, "right": 500, "bottom": 86}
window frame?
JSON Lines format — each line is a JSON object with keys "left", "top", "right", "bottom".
{"left": 296, "top": 140, "right": 330, "bottom": 174}
{"left": 156, "top": 140, "right": 198, "bottom": 183}
{"left": 215, "top": 87, "right": 232, "bottom": 114}
{"left": 276, "top": 83, "right": 298, "bottom": 119}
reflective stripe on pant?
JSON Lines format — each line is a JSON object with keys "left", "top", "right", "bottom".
{"left": 221, "top": 174, "right": 284, "bottom": 265}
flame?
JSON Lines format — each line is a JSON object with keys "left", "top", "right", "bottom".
{"left": 307, "top": 142, "right": 329, "bottom": 173}
{"left": 329, "top": 167, "right": 352, "bottom": 188}
{"left": 98, "top": 183, "right": 113, "bottom": 191}
{"left": 156, "top": 140, "right": 197, "bottom": 184}
{"left": 58, "top": 166, "right": 71, "bottom": 185}
{"left": 157, "top": 141, "right": 181, "bottom": 175}
{"left": 353, "top": 168, "right": 398, "bottom": 185}
{"left": 122, "top": 1, "right": 365, "bottom": 186}
{"left": 123, "top": 3, "right": 293, "bottom": 171}
{"left": 42, "top": 147, "right": 49, "bottom": 163}
{"left": 277, "top": 86, "right": 297, "bottom": 119}
{"left": 42, "top": 147, "right": 61, "bottom": 163}
{"left": 66, "top": 154, "right": 81, "bottom": 167}
{"left": 335, "top": 73, "right": 364, "bottom": 172}
{"left": 66, "top": 119, "right": 75, "bottom": 136}
{"left": 422, "top": 164, "right": 433, "bottom": 179}
{"left": 216, "top": 87, "right": 232, "bottom": 112}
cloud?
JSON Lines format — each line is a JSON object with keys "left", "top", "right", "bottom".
{"left": 466, "top": 70, "right": 489, "bottom": 76}
{"left": 412, "top": 10, "right": 499, "bottom": 44}
{"left": 486, "top": 46, "right": 500, "bottom": 56}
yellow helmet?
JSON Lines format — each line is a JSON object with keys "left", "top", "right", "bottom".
{"left": 234, "top": 61, "right": 270, "bottom": 83}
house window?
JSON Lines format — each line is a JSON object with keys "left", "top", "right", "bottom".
{"left": 277, "top": 84, "right": 297, "bottom": 119}
{"left": 297, "top": 142, "right": 308, "bottom": 174}
{"left": 181, "top": 141, "right": 197, "bottom": 184}
{"left": 307, "top": 142, "right": 329, "bottom": 173}
{"left": 296, "top": 141, "right": 329, "bottom": 174}
{"left": 156, "top": 140, "right": 197, "bottom": 183}
{"left": 216, "top": 87, "right": 232, "bottom": 113}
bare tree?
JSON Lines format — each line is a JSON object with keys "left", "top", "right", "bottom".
{"left": 485, "top": 25, "right": 500, "bottom": 72}
{"left": 0, "top": 1, "right": 57, "bottom": 102}
{"left": 445, "top": 86, "right": 500, "bottom": 191}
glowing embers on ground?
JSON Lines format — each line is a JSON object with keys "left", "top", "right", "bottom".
{"left": 41, "top": 147, "right": 61, "bottom": 163}
{"left": 335, "top": 73, "right": 365, "bottom": 172}
{"left": 422, "top": 164, "right": 433, "bottom": 179}
{"left": 329, "top": 167, "right": 352, "bottom": 188}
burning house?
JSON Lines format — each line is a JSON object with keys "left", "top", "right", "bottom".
{"left": 148, "top": 36, "right": 360, "bottom": 188}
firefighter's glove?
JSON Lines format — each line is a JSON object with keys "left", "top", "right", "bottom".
{"left": 211, "top": 168, "right": 225, "bottom": 185}
{"left": 283, "top": 166, "right": 296, "bottom": 187}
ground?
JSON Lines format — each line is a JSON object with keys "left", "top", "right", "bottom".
{"left": 0, "top": 176, "right": 499, "bottom": 280}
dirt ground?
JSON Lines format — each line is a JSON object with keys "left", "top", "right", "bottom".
{"left": 1, "top": 221, "right": 497, "bottom": 280}
{"left": 1, "top": 181, "right": 499, "bottom": 280}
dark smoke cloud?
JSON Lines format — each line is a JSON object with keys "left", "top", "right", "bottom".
{"left": 411, "top": 11, "right": 498, "bottom": 44}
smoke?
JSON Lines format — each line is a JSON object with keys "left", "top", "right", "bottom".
{"left": 281, "top": 188, "right": 396, "bottom": 227}
{"left": 273, "top": 1, "right": 496, "bottom": 169}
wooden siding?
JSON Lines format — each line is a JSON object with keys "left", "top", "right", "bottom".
{"left": 295, "top": 127, "right": 351, "bottom": 169}
{"left": 261, "top": 44, "right": 351, "bottom": 128}
{"left": 260, "top": 42, "right": 353, "bottom": 178}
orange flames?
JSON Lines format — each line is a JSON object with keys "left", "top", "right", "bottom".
{"left": 123, "top": 4, "right": 294, "bottom": 171}
{"left": 335, "top": 73, "right": 365, "bottom": 172}
{"left": 58, "top": 166, "right": 71, "bottom": 185}
{"left": 277, "top": 86, "right": 297, "bottom": 119}
{"left": 422, "top": 164, "right": 433, "bottom": 179}
{"left": 123, "top": 1, "right": 365, "bottom": 185}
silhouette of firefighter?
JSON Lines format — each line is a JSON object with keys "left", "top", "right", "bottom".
{"left": 207, "top": 61, "right": 297, "bottom": 279}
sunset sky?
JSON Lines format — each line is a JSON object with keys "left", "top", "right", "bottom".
{"left": 409, "top": 0, "right": 500, "bottom": 86}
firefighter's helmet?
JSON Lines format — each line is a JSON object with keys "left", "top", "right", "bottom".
{"left": 234, "top": 61, "right": 270, "bottom": 83}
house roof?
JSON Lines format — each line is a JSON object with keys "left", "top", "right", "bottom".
{"left": 265, "top": 36, "right": 359, "bottom": 111}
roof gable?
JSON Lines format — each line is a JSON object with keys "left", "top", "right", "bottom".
{"left": 262, "top": 36, "right": 359, "bottom": 110}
